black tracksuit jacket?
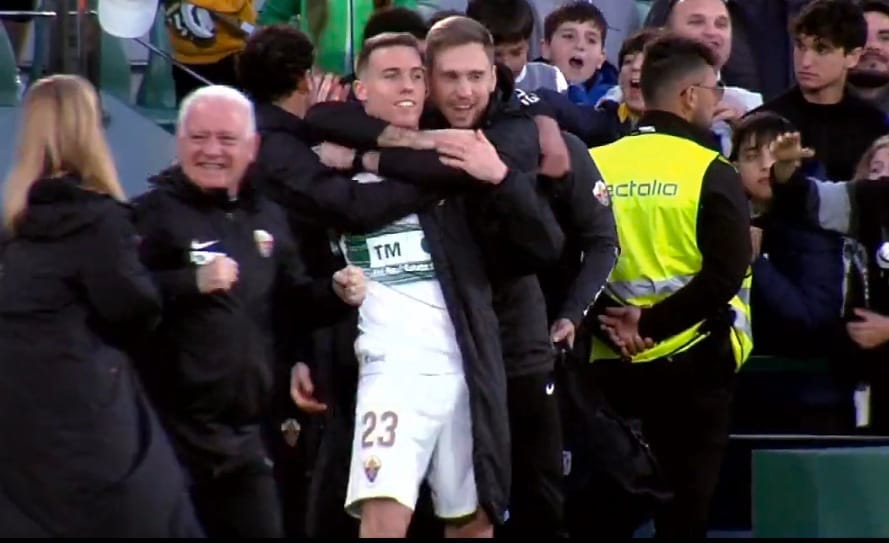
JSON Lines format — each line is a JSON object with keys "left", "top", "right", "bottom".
{"left": 132, "top": 168, "right": 351, "bottom": 478}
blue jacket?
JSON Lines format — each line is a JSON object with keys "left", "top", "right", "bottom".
{"left": 566, "top": 61, "right": 619, "bottom": 106}
{"left": 751, "top": 210, "right": 845, "bottom": 358}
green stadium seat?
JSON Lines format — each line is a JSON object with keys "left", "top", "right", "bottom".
{"left": 0, "top": 24, "right": 21, "bottom": 106}
{"left": 753, "top": 446, "right": 889, "bottom": 537}
{"left": 135, "top": 7, "right": 178, "bottom": 132}
{"left": 100, "top": 32, "right": 132, "bottom": 103}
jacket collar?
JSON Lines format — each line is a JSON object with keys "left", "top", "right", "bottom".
{"left": 148, "top": 165, "right": 262, "bottom": 213}
{"left": 577, "top": 60, "right": 619, "bottom": 92}
{"left": 635, "top": 110, "right": 722, "bottom": 152}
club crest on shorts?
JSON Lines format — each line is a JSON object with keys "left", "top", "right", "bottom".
{"left": 364, "top": 455, "right": 382, "bottom": 483}
{"left": 254, "top": 229, "right": 274, "bottom": 258}
{"left": 592, "top": 180, "right": 611, "bottom": 206}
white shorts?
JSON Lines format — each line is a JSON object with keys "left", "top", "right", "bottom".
{"left": 344, "top": 371, "right": 477, "bottom": 520}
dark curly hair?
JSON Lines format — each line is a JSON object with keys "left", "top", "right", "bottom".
{"left": 364, "top": 7, "right": 428, "bottom": 41}
{"left": 467, "top": 0, "right": 535, "bottom": 44}
{"left": 237, "top": 24, "right": 315, "bottom": 104}
{"left": 791, "top": 0, "right": 867, "bottom": 52}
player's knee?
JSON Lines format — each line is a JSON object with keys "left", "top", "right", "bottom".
{"left": 445, "top": 508, "right": 493, "bottom": 539}
{"left": 360, "top": 498, "right": 413, "bottom": 538}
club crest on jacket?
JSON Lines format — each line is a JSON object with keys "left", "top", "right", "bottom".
{"left": 254, "top": 229, "right": 274, "bottom": 258}
{"left": 593, "top": 180, "right": 611, "bottom": 207}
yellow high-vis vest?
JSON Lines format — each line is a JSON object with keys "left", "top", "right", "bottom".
{"left": 589, "top": 131, "right": 753, "bottom": 369}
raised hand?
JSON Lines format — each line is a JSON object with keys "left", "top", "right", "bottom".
{"left": 769, "top": 132, "right": 815, "bottom": 183}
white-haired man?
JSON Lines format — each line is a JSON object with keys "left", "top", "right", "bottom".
{"left": 131, "top": 85, "right": 368, "bottom": 538}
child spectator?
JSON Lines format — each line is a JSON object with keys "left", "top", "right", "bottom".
{"left": 597, "top": 27, "right": 664, "bottom": 135}
{"left": 528, "top": 28, "right": 662, "bottom": 147}
{"left": 533, "top": 0, "right": 642, "bottom": 68}
{"left": 541, "top": 1, "right": 618, "bottom": 105}
{"left": 731, "top": 112, "right": 855, "bottom": 434}
{"left": 466, "top": 0, "right": 567, "bottom": 92}
{"left": 731, "top": 113, "right": 846, "bottom": 358}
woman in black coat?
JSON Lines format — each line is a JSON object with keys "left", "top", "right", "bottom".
{"left": 0, "top": 75, "right": 203, "bottom": 537}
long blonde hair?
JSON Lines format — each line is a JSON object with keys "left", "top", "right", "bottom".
{"left": 855, "top": 135, "right": 889, "bottom": 181}
{"left": 2, "top": 74, "right": 124, "bottom": 231}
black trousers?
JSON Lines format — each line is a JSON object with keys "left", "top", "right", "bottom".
{"left": 172, "top": 54, "right": 240, "bottom": 104}
{"left": 587, "top": 331, "right": 736, "bottom": 539}
{"left": 497, "top": 369, "right": 565, "bottom": 538}
{"left": 189, "top": 456, "right": 284, "bottom": 538}
{"left": 304, "top": 400, "right": 360, "bottom": 538}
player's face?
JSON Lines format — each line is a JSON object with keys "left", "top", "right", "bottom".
{"left": 429, "top": 42, "right": 497, "bottom": 128}
{"left": 354, "top": 45, "right": 427, "bottom": 129}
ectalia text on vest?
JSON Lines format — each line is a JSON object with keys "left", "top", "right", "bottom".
{"left": 608, "top": 180, "right": 679, "bottom": 197}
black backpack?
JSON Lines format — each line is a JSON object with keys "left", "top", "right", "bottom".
{"left": 556, "top": 341, "right": 673, "bottom": 538}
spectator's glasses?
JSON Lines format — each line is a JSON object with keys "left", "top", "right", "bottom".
{"left": 689, "top": 80, "right": 726, "bottom": 101}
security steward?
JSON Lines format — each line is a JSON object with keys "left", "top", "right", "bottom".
{"left": 585, "top": 34, "right": 753, "bottom": 539}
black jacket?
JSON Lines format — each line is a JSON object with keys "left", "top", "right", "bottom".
{"left": 253, "top": 101, "right": 360, "bottom": 446}
{"left": 255, "top": 105, "right": 448, "bottom": 236}
{"left": 305, "top": 67, "right": 566, "bottom": 377}
{"left": 132, "top": 167, "right": 350, "bottom": 477}
{"left": 254, "top": 102, "right": 343, "bottom": 279}
{"left": 540, "top": 132, "right": 619, "bottom": 327}
{"left": 0, "top": 177, "right": 200, "bottom": 537}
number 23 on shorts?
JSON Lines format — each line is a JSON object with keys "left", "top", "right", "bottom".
{"left": 361, "top": 410, "right": 399, "bottom": 448}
